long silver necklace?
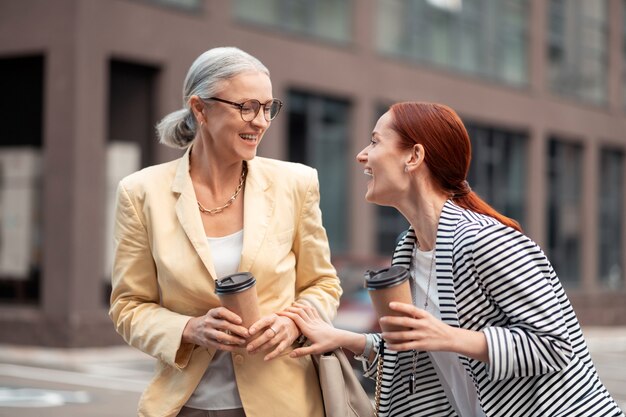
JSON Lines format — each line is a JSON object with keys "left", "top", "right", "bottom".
{"left": 197, "top": 162, "right": 247, "bottom": 215}
{"left": 409, "top": 239, "right": 436, "bottom": 394}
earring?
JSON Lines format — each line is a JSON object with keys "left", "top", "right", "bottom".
{"left": 404, "top": 165, "right": 409, "bottom": 173}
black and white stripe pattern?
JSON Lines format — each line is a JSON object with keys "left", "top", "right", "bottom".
{"left": 364, "top": 200, "right": 623, "bottom": 417}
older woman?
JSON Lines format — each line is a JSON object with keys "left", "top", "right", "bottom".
{"left": 109, "top": 47, "right": 341, "bottom": 417}
{"left": 282, "top": 102, "right": 624, "bottom": 417}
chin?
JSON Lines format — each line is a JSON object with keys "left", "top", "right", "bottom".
{"left": 240, "top": 150, "right": 258, "bottom": 161}
{"left": 365, "top": 192, "right": 381, "bottom": 205}
{"left": 366, "top": 192, "right": 394, "bottom": 207}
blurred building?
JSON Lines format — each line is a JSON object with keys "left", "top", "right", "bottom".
{"left": 0, "top": 0, "right": 625, "bottom": 346}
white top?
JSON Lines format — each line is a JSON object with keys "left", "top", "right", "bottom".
{"left": 410, "top": 246, "right": 485, "bottom": 417}
{"left": 185, "top": 229, "right": 244, "bottom": 410}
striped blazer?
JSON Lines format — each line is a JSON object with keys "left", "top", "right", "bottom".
{"left": 365, "top": 200, "right": 623, "bottom": 417}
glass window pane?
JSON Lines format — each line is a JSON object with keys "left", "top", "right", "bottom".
{"left": 235, "top": 0, "right": 351, "bottom": 43}
{"left": 466, "top": 123, "right": 527, "bottom": 226}
{"left": 377, "top": 0, "right": 529, "bottom": 86}
{"left": 623, "top": 0, "right": 626, "bottom": 110}
{"left": 0, "top": 56, "right": 44, "bottom": 305}
{"left": 547, "top": 139, "right": 583, "bottom": 286}
{"left": 598, "top": 148, "right": 624, "bottom": 289}
{"left": 287, "top": 91, "right": 350, "bottom": 253}
{"left": 374, "top": 115, "right": 528, "bottom": 256}
{"left": 131, "top": 0, "right": 202, "bottom": 11}
{"left": 547, "top": 0, "right": 608, "bottom": 105}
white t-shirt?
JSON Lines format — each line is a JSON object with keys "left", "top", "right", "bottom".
{"left": 185, "top": 229, "right": 244, "bottom": 410}
{"left": 410, "top": 246, "right": 486, "bottom": 417}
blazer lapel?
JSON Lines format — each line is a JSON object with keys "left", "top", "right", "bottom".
{"left": 172, "top": 148, "right": 218, "bottom": 280}
{"left": 239, "top": 158, "right": 275, "bottom": 273}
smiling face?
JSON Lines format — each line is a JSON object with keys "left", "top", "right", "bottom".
{"left": 198, "top": 71, "right": 274, "bottom": 162}
{"left": 356, "top": 111, "right": 414, "bottom": 207}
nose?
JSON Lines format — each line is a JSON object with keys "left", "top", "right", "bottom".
{"left": 356, "top": 147, "right": 368, "bottom": 164}
{"left": 250, "top": 107, "right": 270, "bottom": 128}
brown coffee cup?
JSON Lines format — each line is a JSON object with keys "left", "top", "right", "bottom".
{"left": 215, "top": 272, "right": 261, "bottom": 329}
{"left": 365, "top": 265, "right": 413, "bottom": 332}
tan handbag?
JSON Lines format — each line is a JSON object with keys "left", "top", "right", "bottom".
{"left": 300, "top": 296, "right": 376, "bottom": 417}
{"left": 312, "top": 348, "right": 376, "bottom": 417}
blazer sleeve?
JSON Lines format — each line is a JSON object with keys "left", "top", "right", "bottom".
{"left": 108, "top": 181, "right": 194, "bottom": 369}
{"left": 292, "top": 169, "right": 342, "bottom": 320}
{"left": 470, "top": 223, "right": 573, "bottom": 382}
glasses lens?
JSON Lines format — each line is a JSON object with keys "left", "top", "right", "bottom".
{"left": 266, "top": 99, "right": 282, "bottom": 121}
{"left": 240, "top": 100, "right": 261, "bottom": 122}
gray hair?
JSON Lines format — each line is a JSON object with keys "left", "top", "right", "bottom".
{"left": 156, "top": 47, "right": 270, "bottom": 149}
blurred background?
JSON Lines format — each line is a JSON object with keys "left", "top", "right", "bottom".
{"left": 0, "top": 0, "right": 625, "bottom": 414}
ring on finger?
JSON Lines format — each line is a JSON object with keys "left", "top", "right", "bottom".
{"left": 269, "top": 326, "right": 278, "bottom": 336}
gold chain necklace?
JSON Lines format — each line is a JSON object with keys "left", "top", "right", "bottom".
{"left": 409, "top": 239, "right": 435, "bottom": 394}
{"left": 197, "top": 162, "right": 247, "bottom": 215}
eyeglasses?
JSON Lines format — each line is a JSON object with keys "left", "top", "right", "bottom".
{"left": 202, "top": 96, "right": 283, "bottom": 122}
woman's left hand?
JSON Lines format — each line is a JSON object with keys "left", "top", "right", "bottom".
{"left": 380, "top": 302, "right": 455, "bottom": 352}
{"left": 247, "top": 314, "right": 300, "bottom": 361}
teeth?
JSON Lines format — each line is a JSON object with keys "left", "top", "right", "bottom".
{"left": 240, "top": 134, "right": 257, "bottom": 140}
{"left": 364, "top": 169, "right": 373, "bottom": 177}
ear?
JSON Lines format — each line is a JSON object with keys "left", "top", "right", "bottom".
{"left": 188, "top": 95, "right": 206, "bottom": 125}
{"left": 404, "top": 144, "right": 424, "bottom": 173}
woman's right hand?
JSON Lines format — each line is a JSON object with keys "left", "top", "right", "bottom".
{"left": 278, "top": 303, "right": 342, "bottom": 358}
{"left": 182, "top": 307, "right": 250, "bottom": 352}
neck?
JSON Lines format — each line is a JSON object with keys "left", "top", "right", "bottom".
{"left": 396, "top": 186, "right": 447, "bottom": 252}
{"left": 189, "top": 140, "right": 244, "bottom": 194}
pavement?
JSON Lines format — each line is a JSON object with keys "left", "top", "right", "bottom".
{"left": 0, "top": 327, "right": 625, "bottom": 416}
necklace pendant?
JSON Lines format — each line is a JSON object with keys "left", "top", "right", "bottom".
{"left": 409, "top": 374, "right": 416, "bottom": 394}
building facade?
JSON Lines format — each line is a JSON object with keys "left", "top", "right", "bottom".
{"left": 0, "top": 0, "right": 625, "bottom": 346}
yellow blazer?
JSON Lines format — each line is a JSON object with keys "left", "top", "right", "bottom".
{"left": 109, "top": 149, "right": 342, "bottom": 417}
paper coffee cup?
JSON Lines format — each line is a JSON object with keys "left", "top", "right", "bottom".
{"left": 365, "top": 265, "right": 413, "bottom": 332}
{"left": 215, "top": 272, "right": 261, "bottom": 329}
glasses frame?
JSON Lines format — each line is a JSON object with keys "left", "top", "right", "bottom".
{"left": 202, "top": 96, "right": 283, "bottom": 122}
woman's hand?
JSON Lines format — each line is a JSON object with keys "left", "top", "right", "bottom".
{"left": 380, "top": 302, "right": 489, "bottom": 362}
{"left": 380, "top": 302, "right": 455, "bottom": 352}
{"left": 182, "top": 307, "right": 250, "bottom": 352}
{"left": 247, "top": 314, "right": 299, "bottom": 361}
{"left": 278, "top": 303, "right": 344, "bottom": 358}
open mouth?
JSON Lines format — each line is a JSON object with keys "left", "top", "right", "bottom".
{"left": 364, "top": 168, "right": 373, "bottom": 177}
{"left": 239, "top": 134, "right": 258, "bottom": 143}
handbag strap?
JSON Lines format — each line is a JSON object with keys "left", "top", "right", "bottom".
{"left": 374, "top": 339, "right": 384, "bottom": 416}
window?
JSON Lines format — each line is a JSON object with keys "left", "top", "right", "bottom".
{"left": 547, "top": 139, "right": 583, "bottom": 286}
{"left": 0, "top": 56, "right": 44, "bottom": 305}
{"left": 548, "top": 0, "right": 608, "bottom": 105}
{"left": 466, "top": 123, "right": 527, "bottom": 226}
{"left": 104, "top": 60, "right": 159, "bottom": 304}
{"left": 598, "top": 148, "right": 624, "bottom": 289}
{"left": 129, "top": 0, "right": 202, "bottom": 11}
{"left": 235, "top": 0, "right": 352, "bottom": 43}
{"left": 623, "top": 0, "right": 626, "bottom": 110}
{"left": 375, "top": 114, "right": 527, "bottom": 256}
{"left": 287, "top": 91, "right": 350, "bottom": 253}
{"left": 377, "top": 0, "right": 529, "bottom": 86}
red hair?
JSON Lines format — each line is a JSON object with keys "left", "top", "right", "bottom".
{"left": 389, "top": 102, "right": 522, "bottom": 232}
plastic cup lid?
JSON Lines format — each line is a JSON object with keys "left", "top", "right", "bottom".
{"left": 364, "top": 265, "right": 409, "bottom": 290}
{"left": 215, "top": 272, "right": 256, "bottom": 295}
